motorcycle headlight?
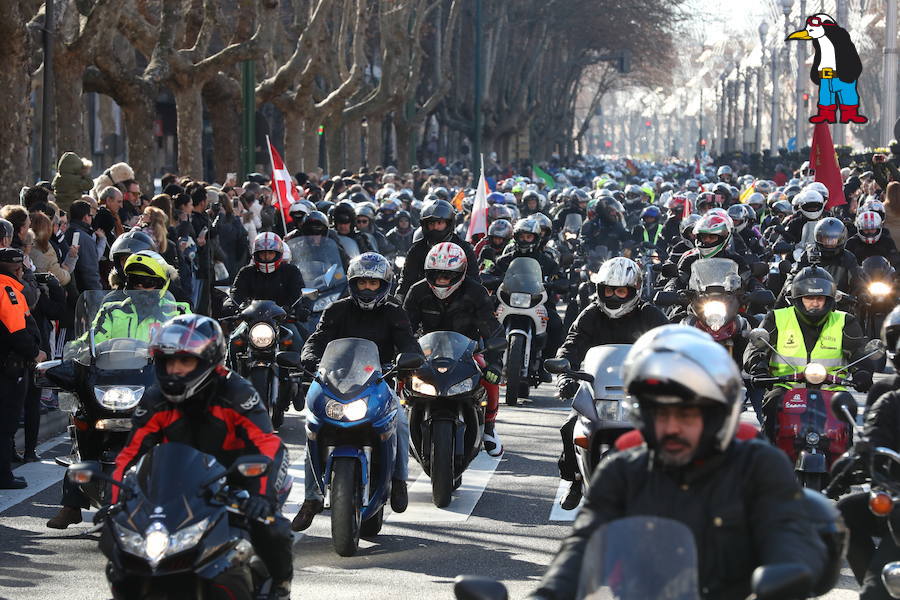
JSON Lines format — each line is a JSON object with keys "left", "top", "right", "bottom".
{"left": 410, "top": 376, "right": 437, "bottom": 396}
{"left": 114, "top": 521, "right": 145, "bottom": 558}
{"left": 509, "top": 292, "right": 532, "bottom": 308}
{"left": 249, "top": 322, "right": 276, "bottom": 348}
{"left": 167, "top": 517, "right": 210, "bottom": 556}
{"left": 95, "top": 386, "right": 144, "bottom": 411}
{"left": 313, "top": 293, "right": 340, "bottom": 313}
{"left": 324, "top": 398, "right": 368, "bottom": 421}
{"left": 700, "top": 300, "right": 728, "bottom": 331}
{"left": 805, "top": 431, "right": 821, "bottom": 447}
{"left": 804, "top": 363, "right": 828, "bottom": 385}
{"left": 144, "top": 522, "right": 170, "bottom": 568}
{"left": 869, "top": 281, "right": 892, "bottom": 297}
{"left": 595, "top": 399, "right": 626, "bottom": 422}
{"left": 395, "top": 256, "right": 406, "bottom": 269}
{"left": 447, "top": 378, "right": 476, "bottom": 396}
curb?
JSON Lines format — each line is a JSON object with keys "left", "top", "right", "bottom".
{"left": 14, "top": 409, "right": 69, "bottom": 450}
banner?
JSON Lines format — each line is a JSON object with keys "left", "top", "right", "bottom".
{"left": 533, "top": 165, "right": 555, "bottom": 189}
{"left": 466, "top": 155, "right": 491, "bottom": 242}
{"left": 809, "top": 123, "right": 846, "bottom": 208}
{"left": 266, "top": 136, "right": 300, "bottom": 225}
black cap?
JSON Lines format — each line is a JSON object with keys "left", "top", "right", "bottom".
{"left": 0, "top": 247, "right": 24, "bottom": 263}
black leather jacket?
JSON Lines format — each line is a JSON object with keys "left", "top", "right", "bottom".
{"left": 230, "top": 262, "right": 307, "bottom": 312}
{"left": 531, "top": 440, "right": 827, "bottom": 600}
{"left": 557, "top": 302, "right": 668, "bottom": 369}
{"left": 865, "top": 388, "right": 900, "bottom": 450}
{"left": 396, "top": 233, "right": 479, "bottom": 300}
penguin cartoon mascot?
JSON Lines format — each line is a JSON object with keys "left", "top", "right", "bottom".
{"left": 787, "top": 13, "right": 867, "bottom": 124}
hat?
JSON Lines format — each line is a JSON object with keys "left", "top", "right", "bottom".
{"left": 0, "top": 247, "right": 25, "bottom": 264}
{"left": 0, "top": 218, "right": 13, "bottom": 239}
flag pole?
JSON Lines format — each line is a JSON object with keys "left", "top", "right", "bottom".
{"left": 266, "top": 135, "right": 290, "bottom": 235}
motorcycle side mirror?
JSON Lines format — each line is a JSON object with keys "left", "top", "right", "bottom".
{"left": 453, "top": 576, "right": 508, "bottom": 600}
{"left": 750, "top": 262, "right": 768, "bottom": 278}
{"left": 34, "top": 359, "right": 76, "bottom": 391}
{"left": 746, "top": 289, "right": 775, "bottom": 307}
{"left": 395, "top": 353, "right": 425, "bottom": 371}
{"left": 654, "top": 290, "right": 688, "bottom": 307}
{"left": 482, "top": 337, "right": 507, "bottom": 353}
{"left": 830, "top": 392, "right": 858, "bottom": 425}
{"left": 276, "top": 351, "right": 302, "bottom": 369}
{"left": 232, "top": 455, "right": 271, "bottom": 479}
{"left": 543, "top": 358, "right": 571, "bottom": 375}
{"left": 301, "top": 287, "right": 320, "bottom": 300}
{"left": 751, "top": 563, "right": 812, "bottom": 600}
{"left": 660, "top": 262, "right": 679, "bottom": 278}
{"left": 864, "top": 339, "right": 886, "bottom": 361}
{"left": 748, "top": 328, "right": 772, "bottom": 349}
{"left": 881, "top": 562, "right": 900, "bottom": 599}
{"left": 66, "top": 461, "right": 103, "bottom": 485}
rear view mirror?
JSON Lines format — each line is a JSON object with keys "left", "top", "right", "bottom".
{"left": 276, "top": 351, "right": 302, "bottom": 369}
{"left": 748, "top": 328, "right": 771, "bottom": 349}
{"left": 830, "top": 392, "right": 858, "bottom": 425}
{"left": 864, "top": 339, "right": 886, "bottom": 360}
{"left": 543, "top": 358, "right": 571, "bottom": 375}
{"left": 453, "top": 576, "right": 508, "bottom": 600}
{"left": 34, "top": 359, "right": 77, "bottom": 391}
{"left": 751, "top": 564, "right": 812, "bottom": 600}
{"left": 881, "top": 562, "right": 900, "bottom": 599}
{"left": 301, "top": 287, "right": 320, "bottom": 300}
{"left": 395, "top": 353, "right": 425, "bottom": 370}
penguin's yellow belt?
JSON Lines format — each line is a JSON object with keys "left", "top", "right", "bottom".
{"left": 819, "top": 68, "right": 835, "bottom": 79}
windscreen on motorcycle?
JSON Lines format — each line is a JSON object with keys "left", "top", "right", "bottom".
{"left": 500, "top": 257, "right": 544, "bottom": 295}
{"left": 64, "top": 290, "right": 178, "bottom": 364}
{"left": 583, "top": 345, "right": 631, "bottom": 401}
{"left": 576, "top": 516, "right": 700, "bottom": 600}
{"left": 564, "top": 213, "right": 583, "bottom": 234}
{"left": 133, "top": 442, "right": 227, "bottom": 521}
{"left": 318, "top": 337, "right": 381, "bottom": 397}
{"left": 687, "top": 258, "right": 742, "bottom": 293}
{"left": 419, "top": 331, "right": 476, "bottom": 362}
{"left": 287, "top": 236, "right": 347, "bottom": 291}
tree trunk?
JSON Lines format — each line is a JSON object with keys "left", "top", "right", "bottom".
{"left": 345, "top": 119, "right": 361, "bottom": 171}
{"left": 282, "top": 109, "right": 304, "bottom": 174}
{"left": 0, "top": 10, "right": 32, "bottom": 194}
{"left": 367, "top": 115, "right": 383, "bottom": 168}
{"left": 300, "top": 118, "right": 319, "bottom": 174}
{"left": 394, "top": 118, "right": 413, "bottom": 173}
{"left": 203, "top": 76, "right": 241, "bottom": 184}
{"left": 120, "top": 94, "right": 158, "bottom": 193}
{"left": 54, "top": 54, "right": 88, "bottom": 159}
{"left": 325, "top": 118, "right": 344, "bottom": 175}
{"left": 172, "top": 84, "right": 204, "bottom": 179}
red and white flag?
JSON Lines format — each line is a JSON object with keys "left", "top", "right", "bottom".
{"left": 466, "top": 155, "right": 491, "bottom": 242}
{"left": 266, "top": 136, "right": 300, "bottom": 224}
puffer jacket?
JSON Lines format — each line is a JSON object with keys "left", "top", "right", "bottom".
{"left": 51, "top": 152, "right": 94, "bottom": 212}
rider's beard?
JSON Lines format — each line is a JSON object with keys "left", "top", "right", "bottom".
{"left": 656, "top": 434, "right": 697, "bottom": 467}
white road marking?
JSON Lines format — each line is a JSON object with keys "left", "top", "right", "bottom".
{"left": 0, "top": 435, "right": 69, "bottom": 514}
{"left": 388, "top": 452, "right": 502, "bottom": 523}
{"left": 548, "top": 478, "right": 582, "bottom": 522}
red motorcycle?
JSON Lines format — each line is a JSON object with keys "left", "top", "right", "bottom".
{"left": 749, "top": 328, "right": 884, "bottom": 490}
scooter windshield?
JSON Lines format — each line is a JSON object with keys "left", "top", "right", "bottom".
{"left": 688, "top": 258, "right": 742, "bottom": 293}
{"left": 287, "top": 237, "right": 346, "bottom": 291}
{"left": 564, "top": 213, "right": 583, "bottom": 234}
{"left": 501, "top": 257, "right": 544, "bottom": 295}
{"left": 419, "top": 331, "right": 475, "bottom": 362}
{"left": 576, "top": 516, "right": 700, "bottom": 600}
{"left": 318, "top": 338, "right": 381, "bottom": 397}
{"left": 582, "top": 345, "right": 631, "bottom": 400}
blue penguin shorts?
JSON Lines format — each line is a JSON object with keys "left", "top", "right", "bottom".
{"left": 818, "top": 77, "right": 860, "bottom": 106}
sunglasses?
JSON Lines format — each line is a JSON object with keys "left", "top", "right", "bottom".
{"left": 127, "top": 274, "right": 164, "bottom": 289}
{"left": 805, "top": 16, "right": 834, "bottom": 27}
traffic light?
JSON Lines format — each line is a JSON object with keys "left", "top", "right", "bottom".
{"left": 700, "top": 139, "right": 707, "bottom": 147}
{"left": 605, "top": 141, "right": 613, "bottom": 148}
{"left": 645, "top": 120, "right": 652, "bottom": 128}
{"left": 317, "top": 125, "right": 324, "bottom": 136}
{"left": 802, "top": 93, "right": 810, "bottom": 102}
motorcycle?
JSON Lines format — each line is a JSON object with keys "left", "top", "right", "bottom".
{"left": 402, "top": 332, "right": 505, "bottom": 507}
{"left": 453, "top": 515, "right": 834, "bottom": 600}
{"left": 35, "top": 290, "right": 168, "bottom": 507}
{"left": 225, "top": 299, "right": 306, "bottom": 429}
{"left": 858, "top": 255, "right": 896, "bottom": 371}
{"left": 749, "top": 328, "right": 885, "bottom": 490}
{"left": 67, "top": 444, "right": 286, "bottom": 599}
{"left": 287, "top": 236, "right": 348, "bottom": 329}
{"left": 545, "top": 345, "right": 635, "bottom": 496}
{"left": 495, "top": 257, "right": 549, "bottom": 406}
{"left": 281, "top": 339, "right": 422, "bottom": 556}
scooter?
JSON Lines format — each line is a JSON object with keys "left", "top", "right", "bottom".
{"left": 402, "top": 332, "right": 505, "bottom": 507}
{"left": 67, "top": 444, "right": 287, "bottom": 599}
{"left": 495, "top": 257, "right": 549, "bottom": 406}
{"left": 545, "top": 345, "right": 635, "bottom": 505}
{"left": 282, "top": 340, "right": 422, "bottom": 556}
{"left": 35, "top": 290, "right": 164, "bottom": 507}
{"left": 749, "top": 328, "right": 884, "bottom": 490}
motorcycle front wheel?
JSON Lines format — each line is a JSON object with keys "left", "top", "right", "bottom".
{"left": 330, "top": 457, "right": 362, "bottom": 557}
{"left": 505, "top": 334, "right": 526, "bottom": 406}
{"left": 430, "top": 420, "right": 455, "bottom": 508}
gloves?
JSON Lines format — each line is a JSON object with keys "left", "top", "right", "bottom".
{"left": 557, "top": 376, "right": 579, "bottom": 400}
{"left": 243, "top": 495, "right": 274, "bottom": 521}
{"left": 483, "top": 363, "right": 503, "bottom": 384}
{"left": 294, "top": 306, "right": 311, "bottom": 322}
{"left": 853, "top": 370, "right": 873, "bottom": 392}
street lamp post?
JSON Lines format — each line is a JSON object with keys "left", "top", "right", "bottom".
{"left": 834, "top": 0, "right": 848, "bottom": 147}
{"left": 882, "top": 0, "right": 898, "bottom": 145}
{"left": 743, "top": 69, "right": 752, "bottom": 152}
{"left": 795, "top": 0, "right": 808, "bottom": 149}
{"left": 361, "top": 117, "right": 368, "bottom": 168}
{"left": 758, "top": 22, "right": 769, "bottom": 153}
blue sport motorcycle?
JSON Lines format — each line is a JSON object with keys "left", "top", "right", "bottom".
{"left": 300, "top": 338, "right": 422, "bottom": 556}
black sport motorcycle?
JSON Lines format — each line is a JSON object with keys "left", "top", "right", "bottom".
{"left": 402, "top": 332, "right": 505, "bottom": 507}
{"left": 35, "top": 290, "right": 169, "bottom": 507}
{"left": 67, "top": 443, "right": 287, "bottom": 600}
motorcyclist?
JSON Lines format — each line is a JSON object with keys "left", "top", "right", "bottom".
{"left": 355, "top": 203, "right": 396, "bottom": 257}
{"left": 579, "top": 197, "right": 629, "bottom": 254}
{"left": 551, "top": 188, "right": 588, "bottom": 230}
{"left": 630, "top": 205, "right": 667, "bottom": 258}
{"left": 532, "top": 325, "right": 829, "bottom": 600}
{"left": 396, "top": 199, "right": 478, "bottom": 300}
{"left": 553, "top": 257, "right": 668, "bottom": 509}
{"left": 744, "top": 266, "right": 873, "bottom": 441}
{"left": 293, "top": 252, "right": 422, "bottom": 531}
{"left": 109, "top": 315, "right": 294, "bottom": 599}
{"left": 386, "top": 210, "right": 415, "bottom": 257}
{"left": 330, "top": 201, "right": 374, "bottom": 258}
{"left": 403, "top": 242, "right": 506, "bottom": 456}
{"left": 716, "top": 164, "right": 734, "bottom": 183}
{"left": 375, "top": 198, "right": 401, "bottom": 233}
{"left": 521, "top": 189, "right": 545, "bottom": 218}
{"left": 777, "top": 217, "right": 862, "bottom": 305}
{"left": 665, "top": 213, "right": 701, "bottom": 266}
{"left": 477, "top": 219, "right": 513, "bottom": 271}
{"left": 284, "top": 210, "right": 350, "bottom": 270}
{"left": 846, "top": 210, "right": 900, "bottom": 269}
{"left": 727, "top": 204, "right": 765, "bottom": 259}
{"left": 777, "top": 189, "right": 827, "bottom": 244}
{"left": 660, "top": 194, "right": 690, "bottom": 244}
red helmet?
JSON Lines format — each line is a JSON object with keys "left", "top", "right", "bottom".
{"left": 424, "top": 242, "right": 467, "bottom": 299}
{"left": 253, "top": 232, "right": 284, "bottom": 274}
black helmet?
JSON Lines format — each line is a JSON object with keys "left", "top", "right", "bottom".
{"left": 512, "top": 218, "right": 541, "bottom": 253}
{"left": 712, "top": 182, "right": 733, "bottom": 205}
{"left": 109, "top": 230, "right": 157, "bottom": 276}
{"left": 300, "top": 210, "right": 329, "bottom": 236}
{"left": 814, "top": 217, "right": 847, "bottom": 259}
{"left": 569, "top": 188, "right": 590, "bottom": 209}
{"left": 522, "top": 189, "right": 541, "bottom": 208}
{"left": 395, "top": 210, "right": 412, "bottom": 228}
{"left": 330, "top": 201, "right": 356, "bottom": 228}
{"left": 420, "top": 199, "right": 456, "bottom": 244}
{"left": 882, "top": 305, "right": 900, "bottom": 370}
{"left": 348, "top": 191, "right": 369, "bottom": 204}
{"left": 150, "top": 315, "right": 226, "bottom": 403}
{"left": 316, "top": 200, "right": 334, "bottom": 214}
{"left": 790, "top": 266, "right": 836, "bottom": 324}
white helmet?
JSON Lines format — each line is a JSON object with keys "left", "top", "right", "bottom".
{"left": 252, "top": 232, "right": 284, "bottom": 274}
{"left": 593, "top": 257, "right": 642, "bottom": 318}
{"left": 424, "top": 242, "right": 467, "bottom": 300}
{"left": 792, "top": 190, "right": 825, "bottom": 220}
{"left": 805, "top": 181, "right": 829, "bottom": 201}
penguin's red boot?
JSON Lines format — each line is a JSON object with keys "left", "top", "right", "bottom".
{"left": 839, "top": 105, "right": 868, "bottom": 124}
{"left": 809, "top": 104, "right": 837, "bottom": 124}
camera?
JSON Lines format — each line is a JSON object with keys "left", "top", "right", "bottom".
{"left": 34, "top": 272, "right": 53, "bottom": 284}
